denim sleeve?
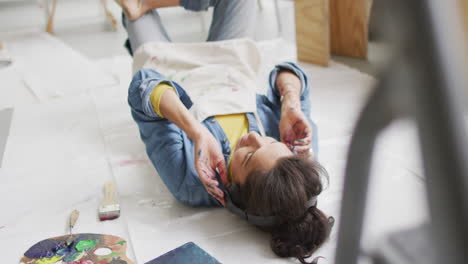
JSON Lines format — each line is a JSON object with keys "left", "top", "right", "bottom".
{"left": 128, "top": 68, "right": 219, "bottom": 207}
{"left": 128, "top": 68, "right": 193, "bottom": 121}
{"left": 267, "top": 62, "right": 310, "bottom": 107}
{"left": 264, "top": 62, "right": 318, "bottom": 156}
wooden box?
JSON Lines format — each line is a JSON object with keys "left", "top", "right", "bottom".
{"left": 330, "top": 0, "right": 371, "bottom": 58}
{"left": 295, "top": 0, "right": 330, "bottom": 66}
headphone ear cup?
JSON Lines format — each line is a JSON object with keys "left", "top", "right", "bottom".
{"left": 226, "top": 184, "right": 245, "bottom": 209}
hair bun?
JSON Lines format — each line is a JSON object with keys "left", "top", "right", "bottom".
{"left": 240, "top": 156, "right": 332, "bottom": 263}
{"left": 270, "top": 207, "right": 333, "bottom": 264}
{"left": 271, "top": 236, "right": 308, "bottom": 258}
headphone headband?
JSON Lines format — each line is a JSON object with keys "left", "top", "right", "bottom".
{"left": 224, "top": 188, "right": 318, "bottom": 227}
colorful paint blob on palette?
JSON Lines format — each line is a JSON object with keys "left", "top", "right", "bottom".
{"left": 20, "top": 233, "right": 134, "bottom": 264}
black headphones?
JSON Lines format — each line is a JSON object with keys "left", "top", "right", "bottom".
{"left": 219, "top": 180, "right": 318, "bottom": 227}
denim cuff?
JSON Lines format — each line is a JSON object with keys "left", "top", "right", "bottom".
{"left": 130, "top": 69, "right": 193, "bottom": 120}
{"left": 180, "top": 0, "right": 211, "bottom": 11}
{"left": 140, "top": 79, "right": 180, "bottom": 119}
{"left": 267, "top": 62, "right": 310, "bottom": 105}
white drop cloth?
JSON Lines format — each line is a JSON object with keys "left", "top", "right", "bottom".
{"left": 0, "top": 36, "right": 429, "bottom": 264}
{"left": 0, "top": 31, "right": 117, "bottom": 103}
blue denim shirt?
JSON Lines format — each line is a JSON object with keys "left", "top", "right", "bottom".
{"left": 128, "top": 62, "right": 318, "bottom": 207}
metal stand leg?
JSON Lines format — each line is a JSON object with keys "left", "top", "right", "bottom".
{"left": 334, "top": 0, "right": 468, "bottom": 263}
{"left": 334, "top": 62, "right": 408, "bottom": 264}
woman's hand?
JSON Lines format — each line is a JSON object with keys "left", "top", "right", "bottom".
{"left": 193, "top": 127, "right": 228, "bottom": 206}
{"left": 276, "top": 70, "right": 312, "bottom": 156}
{"left": 279, "top": 107, "right": 313, "bottom": 156}
{"left": 157, "top": 88, "right": 228, "bottom": 206}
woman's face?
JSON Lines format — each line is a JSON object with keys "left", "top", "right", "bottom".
{"left": 231, "top": 132, "right": 293, "bottom": 184}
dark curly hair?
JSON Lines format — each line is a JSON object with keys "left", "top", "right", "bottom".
{"left": 240, "top": 156, "right": 334, "bottom": 264}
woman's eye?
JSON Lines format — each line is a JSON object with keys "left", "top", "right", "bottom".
{"left": 243, "top": 152, "right": 254, "bottom": 166}
{"left": 247, "top": 152, "right": 254, "bottom": 162}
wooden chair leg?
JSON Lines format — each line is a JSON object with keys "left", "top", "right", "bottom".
{"left": 46, "top": 0, "right": 58, "bottom": 34}
{"left": 101, "top": 0, "right": 118, "bottom": 31}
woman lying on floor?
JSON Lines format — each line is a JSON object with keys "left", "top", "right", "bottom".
{"left": 119, "top": 0, "right": 334, "bottom": 263}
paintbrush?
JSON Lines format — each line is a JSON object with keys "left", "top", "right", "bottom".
{"left": 98, "top": 182, "right": 121, "bottom": 221}
{"left": 66, "top": 210, "right": 80, "bottom": 245}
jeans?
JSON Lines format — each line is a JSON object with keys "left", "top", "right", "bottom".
{"left": 122, "top": 0, "right": 257, "bottom": 55}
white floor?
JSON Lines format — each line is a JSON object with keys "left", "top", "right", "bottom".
{"left": 0, "top": 1, "right": 431, "bottom": 264}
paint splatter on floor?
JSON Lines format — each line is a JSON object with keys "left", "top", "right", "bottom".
{"left": 116, "top": 159, "right": 148, "bottom": 167}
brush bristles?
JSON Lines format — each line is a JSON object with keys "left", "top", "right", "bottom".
{"left": 99, "top": 213, "right": 120, "bottom": 221}
{"left": 98, "top": 204, "right": 120, "bottom": 221}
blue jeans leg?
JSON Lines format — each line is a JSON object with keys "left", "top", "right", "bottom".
{"left": 122, "top": 9, "right": 171, "bottom": 55}
{"left": 207, "top": 0, "right": 257, "bottom": 41}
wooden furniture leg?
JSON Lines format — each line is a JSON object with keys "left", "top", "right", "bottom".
{"left": 329, "top": 0, "right": 371, "bottom": 59}
{"left": 46, "top": 0, "right": 58, "bottom": 34}
{"left": 101, "top": 0, "right": 118, "bottom": 31}
{"left": 294, "top": 0, "right": 330, "bottom": 66}
{"left": 274, "top": 0, "right": 282, "bottom": 34}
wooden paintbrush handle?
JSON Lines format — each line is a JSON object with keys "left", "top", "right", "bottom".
{"left": 70, "top": 210, "right": 79, "bottom": 229}
{"left": 104, "top": 182, "right": 116, "bottom": 205}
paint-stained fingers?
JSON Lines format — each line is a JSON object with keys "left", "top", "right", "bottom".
{"left": 201, "top": 169, "right": 218, "bottom": 185}
{"left": 294, "top": 126, "right": 311, "bottom": 139}
{"left": 206, "top": 185, "right": 226, "bottom": 206}
{"left": 198, "top": 164, "right": 219, "bottom": 183}
{"left": 293, "top": 145, "right": 311, "bottom": 155}
{"left": 216, "top": 196, "right": 226, "bottom": 207}
{"left": 282, "top": 136, "right": 295, "bottom": 150}
{"left": 215, "top": 159, "right": 228, "bottom": 185}
{"left": 207, "top": 185, "right": 224, "bottom": 198}
{"left": 200, "top": 173, "right": 219, "bottom": 187}
{"left": 293, "top": 138, "right": 311, "bottom": 146}
{"left": 209, "top": 190, "right": 224, "bottom": 205}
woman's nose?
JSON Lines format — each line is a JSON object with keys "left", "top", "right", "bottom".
{"left": 247, "top": 132, "right": 263, "bottom": 148}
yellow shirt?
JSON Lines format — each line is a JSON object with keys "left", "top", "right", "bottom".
{"left": 150, "top": 84, "right": 249, "bottom": 183}
{"left": 149, "top": 83, "right": 175, "bottom": 117}
{"left": 215, "top": 114, "right": 249, "bottom": 182}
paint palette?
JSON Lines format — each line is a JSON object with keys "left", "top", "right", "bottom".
{"left": 20, "top": 233, "right": 134, "bottom": 264}
{"left": 145, "top": 242, "right": 220, "bottom": 264}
